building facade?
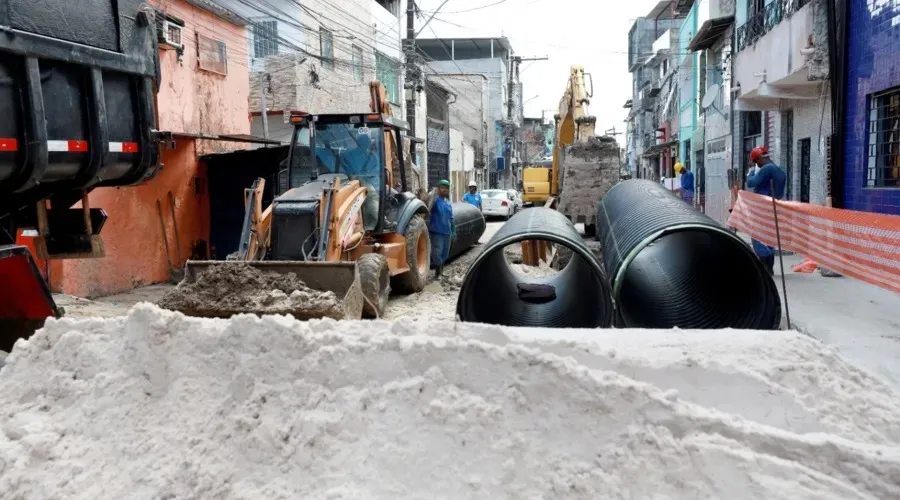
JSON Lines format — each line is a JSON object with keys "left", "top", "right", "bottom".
{"left": 416, "top": 37, "right": 520, "bottom": 189}
{"left": 732, "top": 0, "right": 832, "bottom": 206}
{"left": 843, "top": 0, "right": 900, "bottom": 214}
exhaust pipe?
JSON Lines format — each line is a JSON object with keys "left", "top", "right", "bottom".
{"left": 597, "top": 180, "right": 782, "bottom": 329}
{"left": 456, "top": 208, "right": 614, "bottom": 328}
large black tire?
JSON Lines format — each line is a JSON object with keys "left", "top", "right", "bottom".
{"left": 391, "top": 215, "right": 430, "bottom": 294}
{"left": 358, "top": 253, "right": 390, "bottom": 318}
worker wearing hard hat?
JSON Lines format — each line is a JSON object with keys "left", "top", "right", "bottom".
{"left": 674, "top": 162, "right": 694, "bottom": 206}
{"left": 462, "top": 181, "right": 482, "bottom": 211}
{"left": 428, "top": 180, "right": 456, "bottom": 277}
{"left": 746, "top": 146, "right": 787, "bottom": 276}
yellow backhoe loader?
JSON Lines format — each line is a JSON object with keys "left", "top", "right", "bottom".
{"left": 171, "top": 82, "right": 431, "bottom": 319}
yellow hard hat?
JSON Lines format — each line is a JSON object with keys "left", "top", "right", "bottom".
{"left": 674, "top": 162, "right": 684, "bottom": 173}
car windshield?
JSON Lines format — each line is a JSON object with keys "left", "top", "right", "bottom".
{"left": 291, "top": 121, "right": 384, "bottom": 195}
{"left": 483, "top": 190, "right": 506, "bottom": 198}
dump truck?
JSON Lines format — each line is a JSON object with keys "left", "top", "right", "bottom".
{"left": 0, "top": 0, "right": 161, "bottom": 350}
{"left": 160, "top": 82, "right": 431, "bottom": 320}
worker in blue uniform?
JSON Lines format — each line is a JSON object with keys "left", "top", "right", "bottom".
{"left": 746, "top": 146, "right": 787, "bottom": 276}
{"left": 428, "top": 179, "right": 456, "bottom": 277}
{"left": 462, "top": 181, "right": 482, "bottom": 211}
{"left": 674, "top": 162, "right": 695, "bottom": 206}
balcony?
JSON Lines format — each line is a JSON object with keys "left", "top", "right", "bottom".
{"left": 736, "top": 0, "right": 811, "bottom": 52}
{"left": 733, "top": 0, "right": 824, "bottom": 111}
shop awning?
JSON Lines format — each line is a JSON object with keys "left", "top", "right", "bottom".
{"left": 688, "top": 16, "right": 735, "bottom": 52}
{"left": 641, "top": 140, "right": 678, "bottom": 157}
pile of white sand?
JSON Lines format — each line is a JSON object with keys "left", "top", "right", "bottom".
{"left": 2, "top": 305, "right": 900, "bottom": 499}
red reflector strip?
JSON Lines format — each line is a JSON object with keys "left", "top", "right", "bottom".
{"left": 109, "top": 141, "right": 139, "bottom": 153}
{"left": 47, "top": 140, "right": 89, "bottom": 152}
{"left": 0, "top": 138, "right": 17, "bottom": 152}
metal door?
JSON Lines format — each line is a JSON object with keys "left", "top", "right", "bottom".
{"left": 781, "top": 110, "right": 793, "bottom": 200}
{"left": 799, "top": 138, "right": 811, "bottom": 203}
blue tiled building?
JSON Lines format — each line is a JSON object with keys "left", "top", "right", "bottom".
{"left": 844, "top": 0, "right": 900, "bottom": 214}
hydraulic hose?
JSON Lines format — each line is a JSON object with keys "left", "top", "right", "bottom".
{"left": 456, "top": 207, "right": 614, "bottom": 328}
{"left": 448, "top": 202, "right": 486, "bottom": 260}
{"left": 597, "top": 179, "right": 782, "bottom": 330}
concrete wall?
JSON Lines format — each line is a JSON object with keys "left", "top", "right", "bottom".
{"left": 702, "top": 31, "right": 734, "bottom": 225}
{"left": 789, "top": 94, "right": 832, "bottom": 205}
{"left": 43, "top": 0, "right": 250, "bottom": 297}
{"left": 843, "top": 0, "right": 900, "bottom": 214}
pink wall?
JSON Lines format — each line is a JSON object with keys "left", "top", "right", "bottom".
{"left": 44, "top": 0, "right": 250, "bottom": 297}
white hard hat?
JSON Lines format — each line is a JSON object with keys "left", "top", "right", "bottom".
{"left": 468, "top": 181, "right": 477, "bottom": 187}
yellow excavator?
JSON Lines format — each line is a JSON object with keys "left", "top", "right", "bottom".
{"left": 176, "top": 82, "right": 431, "bottom": 319}
{"left": 521, "top": 66, "right": 598, "bottom": 264}
{"left": 521, "top": 65, "right": 596, "bottom": 208}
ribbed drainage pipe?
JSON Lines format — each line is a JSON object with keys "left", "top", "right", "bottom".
{"left": 448, "top": 202, "right": 486, "bottom": 260}
{"left": 456, "top": 207, "right": 614, "bottom": 328}
{"left": 597, "top": 179, "right": 782, "bottom": 330}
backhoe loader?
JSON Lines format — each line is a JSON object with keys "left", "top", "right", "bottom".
{"left": 168, "top": 82, "right": 430, "bottom": 319}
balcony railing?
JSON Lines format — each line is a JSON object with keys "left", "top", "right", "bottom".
{"left": 736, "top": 0, "right": 810, "bottom": 52}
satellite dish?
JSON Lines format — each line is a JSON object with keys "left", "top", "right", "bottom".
{"left": 701, "top": 84, "right": 721, "bottom": 109}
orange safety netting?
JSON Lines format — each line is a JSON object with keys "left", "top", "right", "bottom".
{"left": 727, "top": 191, "right": 900, "bottom": 293}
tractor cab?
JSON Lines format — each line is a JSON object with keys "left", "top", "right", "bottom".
{"left": 285, "top": 113, "right": 411, "bottom": 234}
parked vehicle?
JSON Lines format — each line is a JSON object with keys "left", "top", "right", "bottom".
{"left": 507, "top": 190, "right": 524, "bottom": 212}
{"left": 482, "top": 189, "right": 516, "bottom": 220}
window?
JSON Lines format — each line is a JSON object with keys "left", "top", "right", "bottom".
{"left": 375, "top": 52, "right": 399, "bottom": 103}
{"left": 352, "top": 45, "right": 363, "bottom": 82}
{"left": 253, "top": 20, "right": 278, "bottom": 59}
{"left": 866, "top": 87, "right": 900, "bottom": 187}
{"left": 319, "top": 28, "right": 334, "bottom": 70}
{"left": 197, "top": 33, "right": 227, "bottom": 75}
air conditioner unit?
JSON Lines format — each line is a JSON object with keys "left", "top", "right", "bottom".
{"left": 160, "top": 20, "right": 184, "bottom": 50}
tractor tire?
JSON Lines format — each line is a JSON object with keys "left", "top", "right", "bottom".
{"left": 584, "top": 223, "right": 597, "bottom": 239}
{"left": 391, "top": 215, "right": 431, "bottom": 294}
{"left": 359, "top": 253, "right": 390, "bottom": 318}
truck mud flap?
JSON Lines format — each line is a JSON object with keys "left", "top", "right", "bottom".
{"left": 0, "top": 245, "right": 61, "bottom": 351}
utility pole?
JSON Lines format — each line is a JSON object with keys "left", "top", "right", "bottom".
{"left": 505, "top": 55, "right": 548, "bottom": 188}
{"left": 405, "top": 0, "right": 416, "bottom": 139}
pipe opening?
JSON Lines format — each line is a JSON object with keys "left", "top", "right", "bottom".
{"left": 616, "top": 229, "right": 779, "bottom": 329}
{"left": 458, "top": 237, "right": 609, "bottom": 328}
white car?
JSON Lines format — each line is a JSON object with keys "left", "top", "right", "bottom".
{"left": 481, "top": 189, "right": 517, "bottom": 220}
{"left": 507, "top": 189, "right": 524, "bottom": 211}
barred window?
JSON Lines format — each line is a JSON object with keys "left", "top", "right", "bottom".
{"left": 253, "top": 20, "right": 278, "bottom": 59}
{"left": 866, "top": 87, "right": 900, "bottom": 188}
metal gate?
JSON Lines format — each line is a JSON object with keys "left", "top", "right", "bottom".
{"left": 428, "top": 153, "right": 450, "bottom": 190}
{"left": 799, "top": 138, "right": 811, "bottom": 203}
{"left": 782, "top": 110, "right": 794, "bottom": 200}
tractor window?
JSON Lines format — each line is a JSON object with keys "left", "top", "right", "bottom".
{"left": 313, "top": 122, "right": 385, "bottom": 196}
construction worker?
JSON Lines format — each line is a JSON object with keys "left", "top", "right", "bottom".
{"left": 674, "top": 162, "right": 694, "bottom": 206}
{"left": 462, "top": 181, "right": 482, "bottom": 210}
{"left": 428, "top": 180, "right": 456, "bottom": 277}
{"left": 746, "top": 146, "right": 787, "bottom": 276}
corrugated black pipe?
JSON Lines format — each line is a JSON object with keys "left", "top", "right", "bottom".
{"left": 456, "top": 207, "right": 614, "bottom": 327}
{"left": 597, "top": 180, "right": 782, "bottom": 329}
{"left": 447, "top": 202, "right": 486, "bottom": 260}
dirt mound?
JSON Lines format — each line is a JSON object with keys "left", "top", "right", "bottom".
{"left": 157, "top": 263, "right": 346, "bottom": 320}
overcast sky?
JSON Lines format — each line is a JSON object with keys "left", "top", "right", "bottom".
{"left": 420, "top": 0, "right": 663, "bottom": 144}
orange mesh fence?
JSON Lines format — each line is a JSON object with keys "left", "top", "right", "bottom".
{"left": 727, "top": 191, "right": 900, "bottom": 293}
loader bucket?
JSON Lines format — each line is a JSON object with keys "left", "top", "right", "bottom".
{"left": 0, "top": 245, "right": 62, "bottom": 352}
{"left": 161, "top": 260, "right": 364, "bottom": 320}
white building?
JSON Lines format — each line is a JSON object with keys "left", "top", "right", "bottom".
{"left": 732, "top": 0, "right": 832, "bottom": 205}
